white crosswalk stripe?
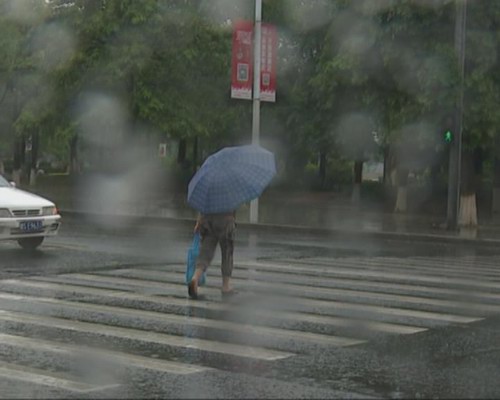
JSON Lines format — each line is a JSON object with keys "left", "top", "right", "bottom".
{"left": 0, "top": 310, "right": 294, "bottom": 361}
{"left": 0, "top": 293, "right": 363, "bottom": 347}
{"left": 0, "top": 333, "right": 210, "bottom": 375}
{"left": 0, "top": 279, "right": 426, "bottom": 335}
{"left": 0, "top": 254, "right": 498, "bottom": 394}
{"left": 90, "top": 268, "right": 500, "bottom": 314}
{"left": 242, "top": 260, "right": 500, "bottom": 290}
{"left": 24, "top": 273, "right": 480, "bottom": 325}
{"left": 307, "top": 256, "right": 500, "bottom": 276}
{"left": 0, "top": 360, "right": 120, "bottom": 393}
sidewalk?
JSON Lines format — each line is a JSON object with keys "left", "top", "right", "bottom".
{"left": 38, "top": 185, "right": 500, "bottom": 246}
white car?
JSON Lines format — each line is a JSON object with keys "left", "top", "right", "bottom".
{"left": 0, "top": 175, "right": 61, "bottom": 250}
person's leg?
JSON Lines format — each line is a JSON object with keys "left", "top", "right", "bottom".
{"left": 218, "top": 217, "right": 235, "bottom": 294}
{"left": 220, "top": 238, "right": 234, "bottom": 293}
{"left": 189, "top": 227, "right": 217, "bottom": 299}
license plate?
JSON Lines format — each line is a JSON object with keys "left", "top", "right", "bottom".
{"left": 19, "top": 220, "right": 43, "bottom": 232}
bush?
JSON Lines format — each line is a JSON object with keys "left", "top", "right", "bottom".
{"left": 2, "top": 159, "right": 13, "bottom": 175}
{"left": 323, "top": 158, "right": 352, "bottom": 191}
{"left": 361, "top": 180, "right": 386, "bottom": 202}
{"left": 270, "top": 158, "right": 353, "bottom": 193}
{"left": 304, "top": 162, "right": 323, "bottom": 191}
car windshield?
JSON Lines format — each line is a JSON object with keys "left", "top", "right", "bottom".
{"left": 2, "top": 3, "right": 500, "bottom": 400}
{"left": 0, "top": 176, "right": 10, "bottom": 187}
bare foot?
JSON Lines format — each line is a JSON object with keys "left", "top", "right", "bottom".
{"left": 188, "top": 279, "right": 198, "bottom": 299}
{"left": 221, "top": 288, "right": 238, "bottom": 299}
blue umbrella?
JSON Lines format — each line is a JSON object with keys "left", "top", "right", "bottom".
{"left": 188, "top": 145, "right": 276, "bottom": 214}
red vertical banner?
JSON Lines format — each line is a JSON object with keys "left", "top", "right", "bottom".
{"left": 231, "top": 20, "right": 253, "bottom": 100}
{"left": 260, "top": 23, "right": 277, "bottom": 103}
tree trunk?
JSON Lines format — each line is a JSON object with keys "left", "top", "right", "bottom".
{"left": 493, "top": 156, "right": 500, "bottom": 213}
{"left": 394, "top": 167, "right": 409, "bottom": 213}
{"left": 459, "top": 192, "right": 477, "bottom": 226}
{"left": 319, "top": 152, "right": 327, "bottom": 189}
{"left": 384, "top": 146, "right": 397, "bottom": 187}
{"left": 29, "top": 133, "right": 39, "bottom": 186}
{"left": 458, "top": 149, "right": 478, "bottom": 226}
{"left": 492, "top": 138, "right": 500, "bottom": 214}
{"left": 69, "top": 135, "right": 80, "bottom": 175}
{"left": 351, "top": 160, "right": 363, "bottom": 204}
{"left": 192, "top": 136, "right": 199, "bottom": 173}
{"left": 177, "top": 139, "right": 187, "bottom": 164}
{"left": 0, "top": 159, "right": 4, "bottom": 175}
{"left": 383, "top": 147, "right": 389, "bottom": 185}
{"left": 12, "top": 137, "right": 25, "bottom": 187}
{"left": 430, "top": 157, "right": 441, "bottom": 196}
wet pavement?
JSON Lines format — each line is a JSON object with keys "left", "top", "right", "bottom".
{"left": 0, "top": 217, "right": 500, "bottom": 398}
{"left": 31, "top": 182, "right": 500, "bottom": 242}
{"left": 51, "top": 200, "right": 500, "bottom": 248}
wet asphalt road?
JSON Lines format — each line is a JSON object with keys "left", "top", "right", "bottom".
{"left": 0, "top": 216, "right": 500, "bottom": 399}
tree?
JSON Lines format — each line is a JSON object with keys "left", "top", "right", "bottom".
{"left": 457, "top": 0, "right": 500, "bottom": 225}
{"left": 0, "top": 0, "right": 50, "bottom": 184}
{"left": 335, "top": 113, "right": 377, "bottom": 203}
{"left": 274, "top": 0, "right": 337, "bottom": 188}
{"left": 370, "top": 0, "right": 456, "bottom": 212}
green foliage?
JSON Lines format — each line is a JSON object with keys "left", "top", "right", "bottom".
{"left": 1, "top": 0, "right": 500, "bottom": 197}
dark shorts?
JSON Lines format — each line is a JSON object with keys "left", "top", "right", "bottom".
{"left": 196, "top": 213, "right": 236, "bottom": 277}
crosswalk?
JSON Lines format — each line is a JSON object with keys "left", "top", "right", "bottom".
{"left": 0, "top": 254, "right": 499, "bottom": 396}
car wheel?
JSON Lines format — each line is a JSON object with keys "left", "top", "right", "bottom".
{"left": 17, "top": 237, "right": 44, "bottom": 250}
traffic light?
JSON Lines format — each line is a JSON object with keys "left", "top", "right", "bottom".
{"left": 444, "top": 130, "right": 453, "bottom": 144}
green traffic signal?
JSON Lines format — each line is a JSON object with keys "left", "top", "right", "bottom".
{"left": 444, "top": 130, "right": 453, "bottom": 143}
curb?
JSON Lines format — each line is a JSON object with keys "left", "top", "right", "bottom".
{"left": 59, "top": 209, "right": 500, "bottom": 247}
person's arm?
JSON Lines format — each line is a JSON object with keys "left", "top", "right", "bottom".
{"left": 194, "top": 213, "right": 202, "bottom": 233}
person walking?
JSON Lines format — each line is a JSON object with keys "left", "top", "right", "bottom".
{"left": 188, "top": 211, "right": 237, "bottom": 300}
{"left": 186, "top": 144, "right": 276, "bottom": 300}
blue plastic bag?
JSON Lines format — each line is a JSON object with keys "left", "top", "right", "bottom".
{"left": 185, "top": 232, "right": 206, "bottom": 286}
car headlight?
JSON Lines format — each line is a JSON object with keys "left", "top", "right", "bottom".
{"left": 42, "top": 206, "right": 58, "bottom": 216}
{"left": 0, "top": 208, "right": 11, "bottom": 218}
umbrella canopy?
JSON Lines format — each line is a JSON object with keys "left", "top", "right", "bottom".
{"left": 188, "top": 145, "right": 276, "bottom": 214}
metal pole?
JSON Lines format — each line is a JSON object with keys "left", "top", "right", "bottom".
{"left": 249, "top": 0, "right": 262, "bottom": 224}
{"left": 447, "top": 0, "right": 466, "bottom": 229}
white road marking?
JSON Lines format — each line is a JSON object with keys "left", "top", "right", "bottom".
{"left": 30, "top": 274, "right": 481, "bottom": 325}
{"left": 44, "top": 242, "right": 89, "bottom": 251}
{"left": 0, "top": 292, "right": 364, "bottom": 347}
{"left": 0, "top": 360, "right": 120, "bottom": 393}
{"left": 0, "top": 310, "right": 293, "bottom": 361}
{"left": 307, "top": 256, "right": 500, "bottom": 277}
{"left": 241, "top": 261, "right": 500, "bottom": 291}
{"left": 0, "top": 280, "right": 425, "bottom": 335}
{"left": 144, "top": 264, "right": 500, "bottom": 303}
{"left": 301, "top": 257, "right": 500, "bottom": 284}
{"left": 107, "top": 268, "right": 500, "bottom": 315}
{"left": 0, "top": 333, "right": 209, "bottom": 375}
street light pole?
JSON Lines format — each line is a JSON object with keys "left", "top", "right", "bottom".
{"left": 249, "top": 0, "right": 262, "bottom": 224}
{"left": 447, "top": 0, "right": 467, "bottom": 229}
